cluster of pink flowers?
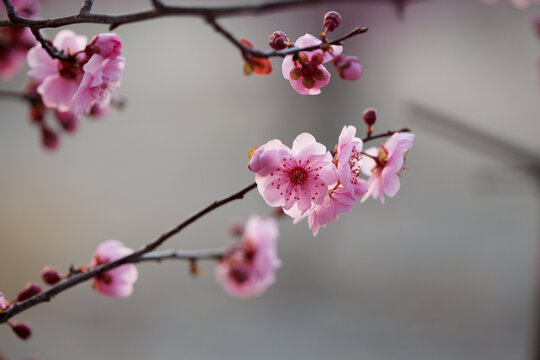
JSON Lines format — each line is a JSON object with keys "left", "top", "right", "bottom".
{"left": 25, "top": 30, "right": 124, "bottom": 150}
{"left": 248, "top": 113, "right": 414, "bottom": 235}
{"left": 216, "top": 215, "right": 281, "bottom": 298}
{"left": 0, "top": 0, "right": 38, "bottom": 80}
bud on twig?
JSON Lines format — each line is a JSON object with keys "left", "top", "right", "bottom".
{"left": 17, "top": 283, "right": 42, "bottom": 302}
{"left": 323, "top": 11, "right": 341, "bottom": 33}
{"left": 268, "top": 31, "right": 290, "bottom": 50}
{"left": 41, "top": 266, "right": 62, "bottom": 285}
{"left": 10, "top": 321, "right": 32, "bottom": 340}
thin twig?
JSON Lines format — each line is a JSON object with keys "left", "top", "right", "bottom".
{"left": 362, "top": 127, "right": 411, "bottom": 143}
{"left": 139, "top": 248, "right": 224, "bottom": 263}
{"left": 30, "top": 28, "right": 72, "bottom": 62}
{"left": 79, "top": 0, "right": 94, "bottom": 15}
{"left": 0, "top": 90, "right": 36, "bottom": 102}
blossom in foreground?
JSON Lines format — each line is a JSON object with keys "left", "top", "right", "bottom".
{"left": 90, "top": 240, "right": 138, "bottom": 298}
{"left": 361, "top": 132, "right": 415, "bottom": 204}
{"left": 306, "top": 186, "right": 358, "bottom": 236}
{"left": 27, "top": 30, "right": 124, "bottom": 117}
{"left": 0, "top": 0, "right": 39, "bottom": 80}
{"left": 216, "top": 215, "right": 281, "bottom": 298}
{"left": 281, "top": 34, "right": 342, "bottom": 95}
{"left": 249, "top": 133, "right": 338, "bottom": 216}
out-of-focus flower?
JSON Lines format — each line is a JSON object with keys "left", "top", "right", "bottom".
{"left": 90, "top": 240, "right": 138, "bottom": 298}
{"left": 10, "top": 321, "right": 32, "bottom": 340}
{"left": 361, "top": 132, "right": 415, "bottom": 204}
{"left": 216, "top": 215, "right": 281, "bottom": 298}
{"left": 333, "top": 54, "right": 362, "bottom": 81}
{"left": 281, "top": 34, "right": 342, "bottom": 95}
{"left": 0, "top": 292, "right": 7, "bottom": 311}
{"left": 249, "top": 132, "right": 338, "bottom": 216}
{"left": 0, "top": 0, "right": 39, "bottom": 80}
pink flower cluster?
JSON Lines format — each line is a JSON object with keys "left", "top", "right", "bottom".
{"left": 24, "top": 30, "right": 124, "bottom": 149}
{"left": 216, "top": 215, "right": 281, "bottom": 298}
{"left": 90, "top": 240, "right": 138, "bottom": 298}
{"left": 249, "top": 123, "right": 414, "bottom": 235}
{"left": 0, "top": 0, "right": 38, "bottom": 80}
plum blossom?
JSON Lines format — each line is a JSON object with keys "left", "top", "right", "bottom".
{"left": 361, "top": 132, "right": 415, "bottom": 204}
{"left": 281, "top": 34, "right": 342, "bottom": 95}
{"left": 0, "top": 0, "right": 38, "bottom": 80}
{"left": 27, "top": 30, "right": 88, "bottom": 112}
{"left": 216, "top": 215, "right": 281, "bottom": 298}
{"left": 90, "top": 240, "right": 138, "bottom": 298}
{"left": 249, "top": 133, "right": 338, "bottom": 217}
{"left": 70, "top": 33, "right": 125, "bottom": 117}
{"left": 333, "top": 55, "right": 362, "bottom": 81}
{"left": 27, "top": 31, "right": 124, "bottom": 118}
{"left": 306, "top": 186, "right": 358, "bottom": 236}
{"left": 336, "top": 125, "right": 368, "bottom": 197}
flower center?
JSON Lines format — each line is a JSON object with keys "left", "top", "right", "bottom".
{"left": 58, "top": 60, "right": 81, "bottom": 79}
{"left": 290, "top": 167, "right": 308, "bottom": 184}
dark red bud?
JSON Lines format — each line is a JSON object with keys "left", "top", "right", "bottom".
{"left": 362, "top": 108, "right": 377, "bottom": 127}
{"left": 41, "top": 126, "right": 59, "bottom": 151}
{"left": 16, "top": 283, "right": 42, "bottom": 302}
{"left": 323, "top": 11, "right": 342, "bottom": 32}
{"left": 41, "top": 266, "right": 61, "bottom": 286}
{"left": 11, "top": 321, "right": 32, "bottom": 340}
{"left": 268, "top": 31, "right": 290, "bottom": 50}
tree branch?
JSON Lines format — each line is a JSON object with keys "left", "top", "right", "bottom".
{"left": 0, "top": 128, "right": 408, "bottom": 324}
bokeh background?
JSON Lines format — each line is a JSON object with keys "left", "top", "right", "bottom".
{"left": 1, "top": 0, "right": 540, "bottom": 359}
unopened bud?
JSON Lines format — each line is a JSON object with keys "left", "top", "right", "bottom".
{"left": 333, "top": 55, "right": 362, "bottom": 81}
{"left": 10, "top": 321, "right": 32, "bottom": 340}
{"left": 41, "top": 266, "right": 61, "bottom": 286}
{"left": 362, "top": 108, "right": 377, "bottom": 127}
{"left": 268, "top": 31, "right": 290, "bottom": 50}
{"left": 41, "top": 126, "right": 59, "bottom": 151}
{"left": 17, "top": 282, "right": 42, "bottom": 302}
{"left": 323, "top": 11, "right": 342, "bottom": 32}
{"left": 229, "top": 220, "right": 245, "bottom": 237}
{"left": 29, "top": 102, "right": 45, "bottom": 123}
{"left": 55, "top": 111, "right": 78, "bottom": 133}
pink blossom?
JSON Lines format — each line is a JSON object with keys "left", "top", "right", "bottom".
{"left": 86, "top": 33, "right": 123, "bottom": 60}
{"left": 216, "top": 215, "right": 281, "bottom": 298}
{"left": 336, "top": 125, "right": 368, "bottom": 197}
{"left": 249, "top": 133, "right": 338, "bottom": 216}
{"left": 70, "top": 48, "right": 125, "bottom": 117}
{"left": 361, "top": 132, "right": 414, "bottom": 204}
{"left": 90, "top": 240, "right": 138, "bottom": 298}
{"left": 0, "top": 292, "right": 6, "bottom": 310}
{"left": 281, "top": 34, "right": 342, "bottom": 95}
{"left": 0, "top": 0, "right": 39, "bottom": 80}
{"left": 307, "top": 186, "right": 358, "bottom": 236}
{"left": 333, "top": 55, "right": 362, "bottom": 81}
{"left": 27, "top": 30, "right": 88, "bottom": 112}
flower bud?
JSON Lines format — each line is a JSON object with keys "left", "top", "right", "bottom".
{"left": 29, "top": 102, "right": 45, "bottom": 123}
{"left": 41, "top": 266, "right": 61, "bottom": 286}
{"left": 40, "top": 126, "right": 59, "bottom": 151}
{"left": 323, "top": 11, "right": 342, "bottom": 32}
{"left": 268, "top": 31, "right": 290, "bottom": 50}
{"left": 10, "top": 321, "right": 32, "bottom": 340}
{"left": 55, "top": 111, "right": 79, "bottom": 133}
{"left": 362, "top": 108, "right": 377, "bottom": 127}
{"left": 16, "top": 282, "right": 42, "bottom": 302}
{"left": 333, "top": 55, "right": 362, "bottom": 81}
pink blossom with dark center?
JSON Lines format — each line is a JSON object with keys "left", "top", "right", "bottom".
{"left": 216, "top": 215, "right": 281, "bottom": 298}
{"left": 249, "top": 133, "right": 338, "bottom": 216}
{"left": 90, "top": 240, "right": 138, "bottom": 298}
{"left": 281, "top": 34, "right": 342, "bottom": 95}
{"left": 361, "top": 132, "right": 415, "bottom": 204}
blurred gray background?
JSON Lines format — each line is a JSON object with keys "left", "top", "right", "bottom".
{"left": 1, "top": 0, "right": 540, "bottom": 359}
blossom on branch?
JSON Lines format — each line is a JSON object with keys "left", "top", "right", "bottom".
{"left": 90, "top": 240, "right": 138, "bottom": 298}
{"left": 216, "top": 215, "right": 281, "bottom": 298}
{"left": 361, "top": 132, "right": 415, "bottom": 204}
{"left": 241, "top": 38, "right": 272, "bottom": 76}
{"left": 281, "top": 34, "right": 342, "bottom": 95}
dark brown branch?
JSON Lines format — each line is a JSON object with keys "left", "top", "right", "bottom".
{"left": 0, "top": 90, "right": 37, "bottom": 102}
{"left": 0, "top": 182, "right": 256, "bottom": 324}
{"left": 0, "top": 129, "right": 408, "bottom": 324}
{"left": 30, "top": 28, "right": 73, "bottom": 62}
{"left": 79, "top": 0, "right": 94, "bottom": 15}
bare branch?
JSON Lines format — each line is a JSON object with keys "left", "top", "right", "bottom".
{"left": 79, "top": 0, "right": 94, "bottom": 15}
